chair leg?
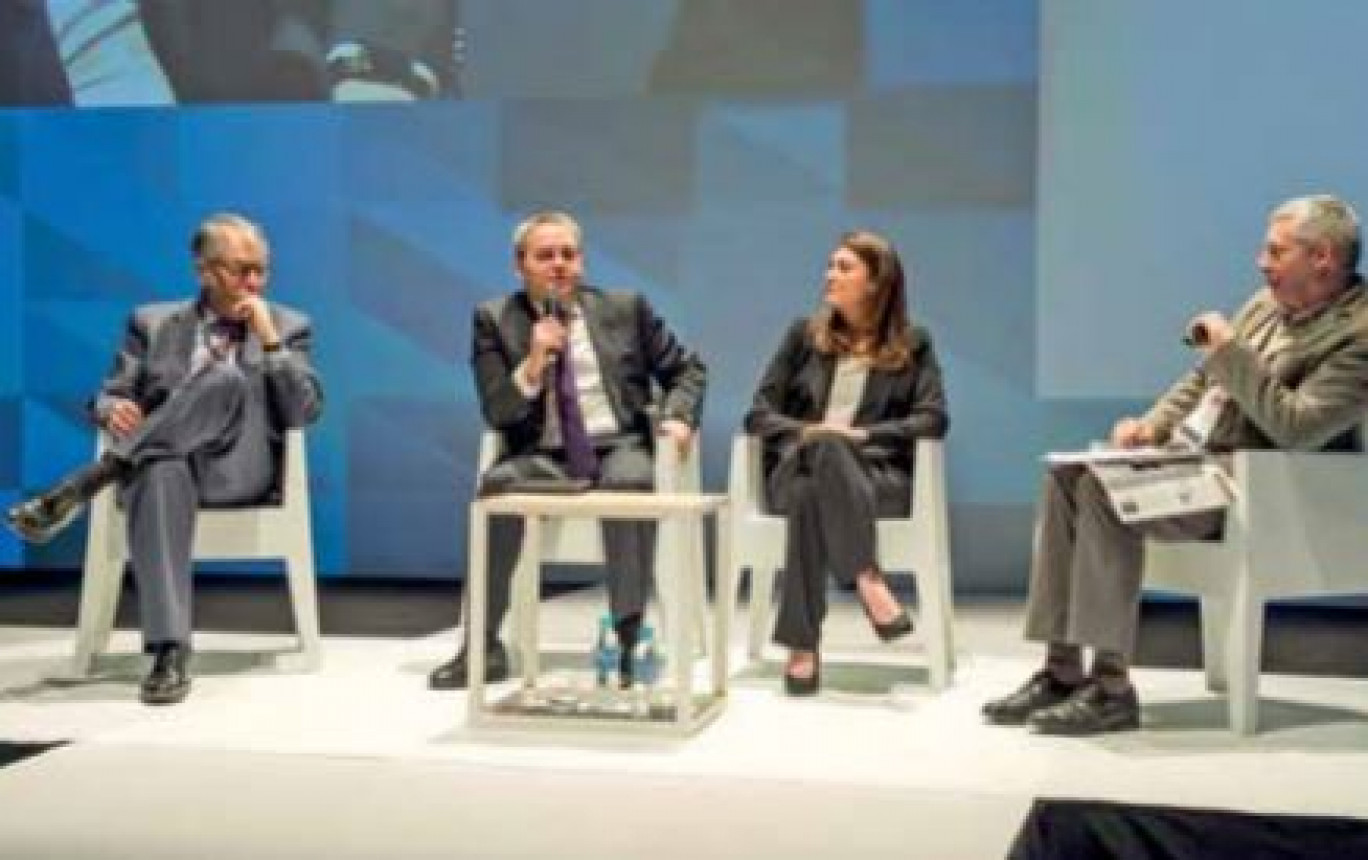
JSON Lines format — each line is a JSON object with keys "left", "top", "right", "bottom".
{"left": 918, "top": 571, "right": 952, "bottom": 692}
{"left": 72, "top": 556, "right": 125, "bottom": 676}
{"left": 1198, "top": 595, "right": 1231, "bottom": 693}
{"left": 937, "top": 560, "right": 957, "bottom": 673}
{"left": 747, "top": 563, "right": 776, "bottom": 661}
{"left": 1225, "top": 585, "right": 1264, "bottom": 736}
{"left": 284, "top": 548, "right": 322, "bottom": 671}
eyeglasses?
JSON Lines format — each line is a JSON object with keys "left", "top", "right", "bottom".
{"left": 210, "top": 258, "right": 270, "bottom": 279}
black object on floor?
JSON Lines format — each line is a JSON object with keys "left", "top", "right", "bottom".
{"left": 0, "top": 741, "right": 66, "bottom": 770}
{"left": 1008, "top": 797, "right": 1368, "bottom": 860}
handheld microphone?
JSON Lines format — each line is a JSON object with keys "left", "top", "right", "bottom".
{"left": 540, "top": 289, "right": 566, "bottom": 373}
{"left": 542, "top": 293, "right": 565, "bottom": 321}
{"left": 1182, "top": 320, "right": 1210, "bottom": 348}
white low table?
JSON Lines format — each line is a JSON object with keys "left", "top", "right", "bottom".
{"left": 465, "top": 491, "right": 732, "bottom": 736}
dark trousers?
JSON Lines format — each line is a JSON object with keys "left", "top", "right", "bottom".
{"left": 767, "top": 436, "right": 910, "bottom": 650}
{"left": 115, "top": 362, "right": 277, "bottom": 647}
{"left": 472, "top": 436, "right": 656, "bottom": 641}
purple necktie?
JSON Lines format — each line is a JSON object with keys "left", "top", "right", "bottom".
{"left": 554, "top": 338, "right": 599, "bottom": 481}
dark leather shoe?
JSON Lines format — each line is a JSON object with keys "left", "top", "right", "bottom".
{"left": 428, "top": 641, "right": 510, "bottom": 690}
{"left": 983, "top": 670, "right": 1082, "bottom": 725}
{"left": 783, "top": 653, "right": 820, "bottom": 697}
{"left": 4, "top": 456, "right": 124, "bottom": 545}
{"left": 857, "top": 576, "right": 914, "bottom": 642}
{"left": 5, "top": 485, "right": 85, "bottom": 545}
{"left": 1029, "top": 681, "right": 1141, "bottom": 736}
{"left": 140, "top": 643, "right": 191, "bottom": 706}
{"left": 869, "top": 609, "right": 914, "bottom": 643}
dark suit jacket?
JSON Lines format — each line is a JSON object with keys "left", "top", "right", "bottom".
{"left": 91, "top": 297, "right": 324, "bottom": 439}
{"left": 471, "top": 286, "right": 707, "bottom": 459}
{"left": 744, "top": 317, "right": 949, "bottom": 476}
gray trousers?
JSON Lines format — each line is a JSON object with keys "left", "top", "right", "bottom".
{"left": 115, "top": 362, "right": 276, "bottom": 648}
{"left": 767, "top": 436, "right": 911, "bottom": 651}
{"left": 1022, "top": 464, "right": 1224, "bottom": 659}
{"left": 473, "top": 436, "right": 656, "bottom": 640}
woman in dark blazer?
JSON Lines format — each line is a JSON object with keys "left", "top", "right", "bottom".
{"left": 744, "top": 230, "right": 949, "bottom": 695}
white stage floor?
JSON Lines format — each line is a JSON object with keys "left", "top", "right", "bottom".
{"left": 0, "top": 593, "right": 1365, "bottom": 858}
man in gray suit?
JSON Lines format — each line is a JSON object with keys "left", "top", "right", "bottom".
{"left": 984, "top": 194, "right": 1368, "bottom": 735}
{"left": 6, "top": 212, "right": 324, "bottom": 705}
{"left": 428, "top": 210, "right": 707, "bottom": 689}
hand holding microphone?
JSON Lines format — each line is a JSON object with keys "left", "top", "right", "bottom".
{"left": 1182, "top": 311, "right": 1233, "bottom": 352}
{"left": 524, "top": 287, "right": 569, "bottom": 385}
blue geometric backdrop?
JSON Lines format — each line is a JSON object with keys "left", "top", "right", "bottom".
{"left": 1, "top": 2, "right": 1128, "bottom": 588}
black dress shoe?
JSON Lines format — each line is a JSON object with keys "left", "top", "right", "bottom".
{"left": 140, "top": 643, "right": 191, "bottom": 706}
{"left": 1029, "top": 681, "right": 1141, "bottom": 736}
{"left": 783, "top": 653, "right": 820, "bottom": 697}
{"left": 983, "top": 670, "right": 1082, "bottom": 725}
{"left": 5, "top": 455, "right": 126, "bottom": 545}
{"left": 858, "top": 594, "right": 914, "bottom": 643}
{"left": 856, "top": 574, "right": 914, "bottom": 642}
{"left": 428, "top": 641, "right": 510, "bottom": 690}
{"left": 5, "top": 485, "right": 85, "bottom": 545}
{"left": 783, "top": 666, "right": 820, "bottom": 697}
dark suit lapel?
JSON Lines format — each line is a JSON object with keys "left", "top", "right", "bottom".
{"left": 810, "top": 350, "right": 837, "bottom": 417}
{"left": 165, "top": 304, "right": 201, "bottom": 381}
{"left": 855, "top": 365, "right": 894, "bottom": 424}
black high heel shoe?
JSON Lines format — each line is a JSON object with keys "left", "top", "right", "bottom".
{"left": 783, "top": 654, "right": 820, "bottom": 696}
{"left": 857, "top": 575, "right": 914, "bottom": 642}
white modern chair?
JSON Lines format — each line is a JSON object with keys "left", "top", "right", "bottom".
{"left": 1143, "top": 447, "right": 1368, "bottom": 735}
{"left": 468, "top": 430, "right": 707, "bottom": 661}
{"left": 729, "top": 434, "right": 955, "bottom": 690}
{"left": 71, "top": 428, "right": 321, "bottom": 675}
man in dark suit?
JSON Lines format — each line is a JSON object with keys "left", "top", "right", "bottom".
{"left": 428, "top": 210, "right": 707, "bottom": 689}
{"left": 6, "top": 213, "right": 324, "bottom": 705}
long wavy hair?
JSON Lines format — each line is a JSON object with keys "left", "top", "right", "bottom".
{"left": 809, "top": 230, "right": 914, "bottom": 371}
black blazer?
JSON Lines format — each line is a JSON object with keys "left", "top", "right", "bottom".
{"left": 744, "top": 317, "right": 948, "bottom": 475}
{"left": 471, "top": 286, "right": 707, "bottom": 458}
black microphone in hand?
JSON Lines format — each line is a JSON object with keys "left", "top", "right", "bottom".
{"left": 1182, "top": 320, "right": 1210, "bottom": 348}
{"left": 541, "top": 294, "right": 565, "bottom": 321}
{"left": 539, "top": 292, "right": 566, "bottom": 374}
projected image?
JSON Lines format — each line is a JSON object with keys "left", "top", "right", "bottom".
{"left": 1, "top": 0, "right": 460, "bottom": 107}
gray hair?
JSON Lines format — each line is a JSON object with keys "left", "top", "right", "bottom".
{"left": 511, "top": 210, "right": 582, "bottom": 259}
{"left": 1272, "top": 194, "right": 1361, "bottom": 271}
{"left": 191, "top": 212, "right": 268, "bottom": 260}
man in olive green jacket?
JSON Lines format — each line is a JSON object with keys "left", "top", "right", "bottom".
{"left": 984, "top": 194, "right": 1368, "bottom": 735}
